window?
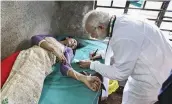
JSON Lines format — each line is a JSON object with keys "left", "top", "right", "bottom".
{"left": 94, "top": 0, "right": 172, "bottom": 40}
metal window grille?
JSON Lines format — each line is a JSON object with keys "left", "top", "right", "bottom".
{"left": 94, "top": 0, "right": 172, "bottom": 32}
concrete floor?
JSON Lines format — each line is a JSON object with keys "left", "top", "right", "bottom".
{"left": 99, "top": 92, "right": 122, "bottom": 104}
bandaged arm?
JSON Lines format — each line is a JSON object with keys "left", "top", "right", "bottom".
{"left": 90, "top": 39, "right": 140, "bottom": 81}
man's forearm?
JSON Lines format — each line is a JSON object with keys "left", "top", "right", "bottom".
{"left": 90, "top": 61, "right": 127, "bottom": 81}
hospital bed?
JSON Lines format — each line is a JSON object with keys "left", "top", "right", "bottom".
{"left": 1, "top": 36, "right": 107, "bottom": 104}
{"left": 38, "top": 37, "right": 107, "bottom": 104}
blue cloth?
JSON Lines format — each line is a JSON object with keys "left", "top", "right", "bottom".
{"left": 39, "top": 38, "right": 107, "bottom": 104}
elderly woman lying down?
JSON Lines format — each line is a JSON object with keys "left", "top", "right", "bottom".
{"left": 32, "top": 35, "right": 101, "bottom": 91}
{"left": 1, "top": 35, "right": 101, "bottom": 104}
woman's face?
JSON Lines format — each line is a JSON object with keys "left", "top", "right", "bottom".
{"left": 66, "top": 38, "right": 77, "bottom": 49}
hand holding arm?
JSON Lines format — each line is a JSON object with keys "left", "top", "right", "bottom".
{"left": 31, "top": 35, "right": 67, "bottom": 63}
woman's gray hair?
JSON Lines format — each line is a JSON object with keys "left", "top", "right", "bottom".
{"left": 82, "top": 10, "right": 110, "bottom": 30}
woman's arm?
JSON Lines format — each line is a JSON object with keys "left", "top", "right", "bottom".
{"left": 31, "top": 35, "right": 66, "bottom": 63}
{"left": 60, "top": 47, "right": 101, "bottom": 91}
{"left": 31, "top": 35, "right": 52, "bottom": 46}
{"left": 31, "top": 35, "right": 55, "bottom": 51}
{"left": 40, "top": 41, "right": 55, "bottom": 52}
{"left": 59, "top": 48, "right": 85, "bottom": 81}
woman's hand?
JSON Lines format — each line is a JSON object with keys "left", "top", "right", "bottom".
{"left": 67, "top": 69, "right": 101, "bottom": 92}
{"left": 40, "top": 41, "right": 67, "bottom": 64}
{"left": 81, "top": 76, "right": 101, "bottom": 91}
{"left": 52, "top": 48, "right": 67, "bottom": 64}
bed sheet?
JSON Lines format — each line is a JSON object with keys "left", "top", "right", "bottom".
{"left": 39, "top": 38, "right": 107, "bottom": 104}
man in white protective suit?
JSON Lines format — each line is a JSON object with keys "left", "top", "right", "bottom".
{"left": 79, "top": 10, "right": 172, "bottom": 104}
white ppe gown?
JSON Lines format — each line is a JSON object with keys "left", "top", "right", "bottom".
{"left": 90, "top": 15, "right": 172, "bottom": 104}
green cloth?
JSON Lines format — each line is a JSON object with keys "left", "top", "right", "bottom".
{"left": 130, "top": 0, "right": 144, "bottom": 7}
{"left": 39, "top": 39, "right": 107, "bottom": 104}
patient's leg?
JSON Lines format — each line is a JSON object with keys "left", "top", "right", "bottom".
{"left": 1, "top": 46, "right": 56, "bottom": 104}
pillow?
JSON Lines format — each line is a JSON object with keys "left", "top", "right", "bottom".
{"left": 1, "top": 51, "right": 20, "bottom": 88}
{"left": 73, "top": 39, "right": 107, "bottom": 61}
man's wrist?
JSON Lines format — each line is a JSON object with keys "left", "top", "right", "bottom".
{"left": 90, "top": 61, "right": 101, "bottom": 71}
{"left": 90, "top": 61, "right": 95, "bottom": 70}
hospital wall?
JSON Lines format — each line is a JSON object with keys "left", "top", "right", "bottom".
{"left": 1, "top": 1, "right": 93, "bottom": 59}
